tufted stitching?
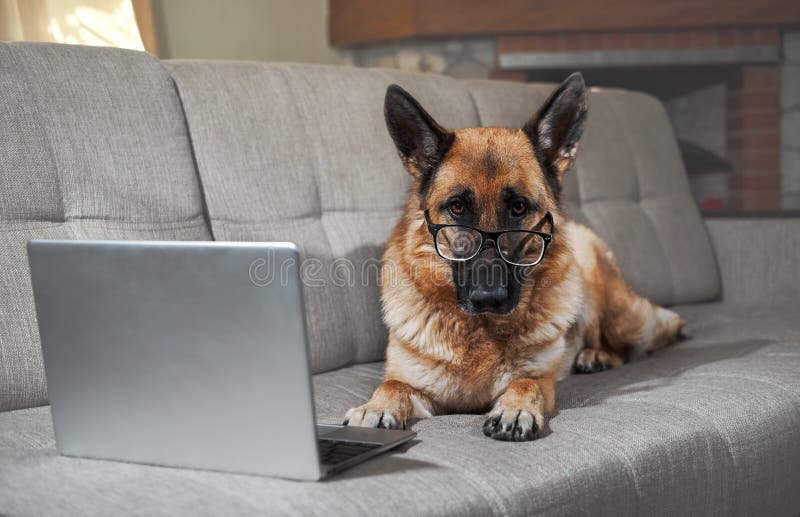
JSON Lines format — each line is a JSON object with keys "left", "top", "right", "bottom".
{"left": 607, "top": 93, "right": 676, "bottom": 305}
{"left": 280, "top": 65, "right": 362, "bottom": 365}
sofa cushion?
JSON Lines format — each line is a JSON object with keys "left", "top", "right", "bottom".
{"left": 0, "top": 43, "right": 211, "bottom": 411}
{"left": 465, "top": 80, "right": 721, "bottom": 307}
{"left": 164, "top": 62, "right": 480, "bottom": 373}
{"left": 1, "top": 302, "right": 797, "bottom": 516}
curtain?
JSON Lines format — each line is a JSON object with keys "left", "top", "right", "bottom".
{"left": 0, "top": 0, "right": 152, "bottom": 54}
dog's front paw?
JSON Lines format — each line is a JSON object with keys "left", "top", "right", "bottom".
{"left": 343, "top": 404, "right": 406, "bottom": 430}
{"left": 482, "top": 406, "right": 541, "bottom": 441}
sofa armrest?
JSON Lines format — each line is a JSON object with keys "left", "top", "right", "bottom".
{"left": 704, "top": 213, "right": 800, "bottom": 304}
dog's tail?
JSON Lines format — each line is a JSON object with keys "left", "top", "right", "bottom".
{"left": 600, "top": 294, "right": 685, "bottom": 360}
{"left": 643, "top": 304, "right": 685, "bottom": 353}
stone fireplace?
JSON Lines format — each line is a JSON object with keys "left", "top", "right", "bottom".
{"left": 330, "top": 1, "right": 800, "bottom": 211}
{"left": 493, "top": 27, "right": 793, "bottom": 211}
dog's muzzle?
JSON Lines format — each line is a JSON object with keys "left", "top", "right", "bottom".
{"left": 455, "top": 248, "right": 521, "bottom": 315}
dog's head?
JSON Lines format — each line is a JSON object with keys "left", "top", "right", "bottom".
{"left": 385, "top": 73, "right": 587, "bottom": 315}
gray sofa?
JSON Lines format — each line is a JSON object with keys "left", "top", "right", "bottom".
{"left": 0, "top": 41, "right": 798, "bottom": 516}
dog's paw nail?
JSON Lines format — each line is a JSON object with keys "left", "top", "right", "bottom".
{"left": 482, "top": 415, "right": 501, "bottom": 436}
{"left": 575, "top": 361, "right": 590, "bottom": 373}
{"left": 483, "top": 410, "right": 540, "bottom": 441}
{"left": 344, "top": 405, "right": 404, "bottom": 429}
{"left": 522, "top": 424, "right": 537, "bottom": 441}
{"left": 574, "top": 349, "right": 620, "bottom": 374}
{"left": 512, "top": 425, "right": 535, "bottom": 441}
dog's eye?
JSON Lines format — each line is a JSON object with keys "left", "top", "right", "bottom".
{"left": 449, "top": 199, "right": 465, "bottom": 217}
{"left": 511, "top": 201, "right": 527, "bottom": 217}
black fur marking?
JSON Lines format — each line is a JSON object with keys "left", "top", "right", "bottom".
{"left": 532, "top": 145, "right": 563, "bottom": 204}
{"left": 418, "top": 149, "right": 452, "bottom": 199}
{"left": 481, "top": 149, "right": 501, "bottom": 174}
{"left": 384, "top": 84, "right": 454, "bottom": 197}
{"left": 498, "top": 187, "right": 540, "bottom": 228}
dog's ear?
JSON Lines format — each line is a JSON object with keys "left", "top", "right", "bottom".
{"left": 385, "top": 84, "right": 454, "bottom": 181}
{"left": 523, "top": 73, "right": 588, "bottom": 193}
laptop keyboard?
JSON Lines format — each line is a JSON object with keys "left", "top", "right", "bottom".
{"left": 318, "top": 439, "right": 381, "bottom": 465}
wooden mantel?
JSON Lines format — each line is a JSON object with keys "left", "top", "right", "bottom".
{"left": 329, "top": 0, "right": 800, "bottom": 47}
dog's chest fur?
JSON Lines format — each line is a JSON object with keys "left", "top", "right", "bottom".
{"left": 385, "top": 329, "right": 578, "bottom": 412}
{"left": 381, "top": 220, "right": 586, "bottom": 412}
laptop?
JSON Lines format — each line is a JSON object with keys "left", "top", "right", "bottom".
{"left": 27, "top": 240, "right": 415, "bottom": 481}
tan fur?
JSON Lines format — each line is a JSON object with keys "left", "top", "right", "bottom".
{"left": 346, "top": 119, "right": 683, "bottom": 438}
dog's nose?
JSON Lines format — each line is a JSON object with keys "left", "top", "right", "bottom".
{"left": 469, "top": 285, "right": 509, "bottom": 310}
{"left": 467, "top": 250, "right": 509, "bottom": 311}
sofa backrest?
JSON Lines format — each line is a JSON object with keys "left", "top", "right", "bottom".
{"left": 0, "top": 43, "right": 211, "bottom": 411}
{"left": 166, "top": 61, "right": 721, "bottom": 376}
{"left": 0, "top": 43, "right": 721, "bottom": 411}
{"left": 164, "top": 61, "right": 480, "bottom": 374}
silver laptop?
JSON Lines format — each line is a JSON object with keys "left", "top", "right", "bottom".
{"left": 27, "top": 240, "right": 415, "bottom": 481}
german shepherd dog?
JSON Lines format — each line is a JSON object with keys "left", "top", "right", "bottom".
{"left": 344, "top": 73, "right": 684, "bottom": 441}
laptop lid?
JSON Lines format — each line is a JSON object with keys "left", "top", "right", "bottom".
{"left": 28, "top": 240, "right": 322, "bottom": 480}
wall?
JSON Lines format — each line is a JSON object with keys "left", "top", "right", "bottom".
{"left": 346, "top": 37, "right": 496, "bottom": 78}
{"left": 152, "top": 0, "right": 342, "bottom": 64}
{"left": 782, "top": 31, "right": 800, "bottom": 209}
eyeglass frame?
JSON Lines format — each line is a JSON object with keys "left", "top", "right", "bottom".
{"left": 423, "top": 209, "right": 554, "bottom": 267}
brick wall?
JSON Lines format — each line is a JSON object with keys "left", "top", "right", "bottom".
{"left": 727, "top": 66, "right": 782, "bottom": 209}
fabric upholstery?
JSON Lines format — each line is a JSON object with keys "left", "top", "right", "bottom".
{"left": 1, "top": 42, "right": 797, "bottom": 517}
{"left": 465, "top": 80, "right": 721, "bottom": 307}
{"left": 164, "top": 61, "right": 480, "bottom": 373}
{"left": 0, "top": 42, "right": 210, "bottom": 411}
{"left": 1, "top": 302, "right": 798, "bottom": 516}
{"left": 704, "top": 216, "right": 800, "bottom": 304}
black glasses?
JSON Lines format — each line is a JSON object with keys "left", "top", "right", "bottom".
{"left": 424, "top": 210, "right": 554, "bottom": 267}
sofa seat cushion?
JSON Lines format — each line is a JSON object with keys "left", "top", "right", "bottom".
{"left": 1, "top": 303, "right": 798, "bottom": 517}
